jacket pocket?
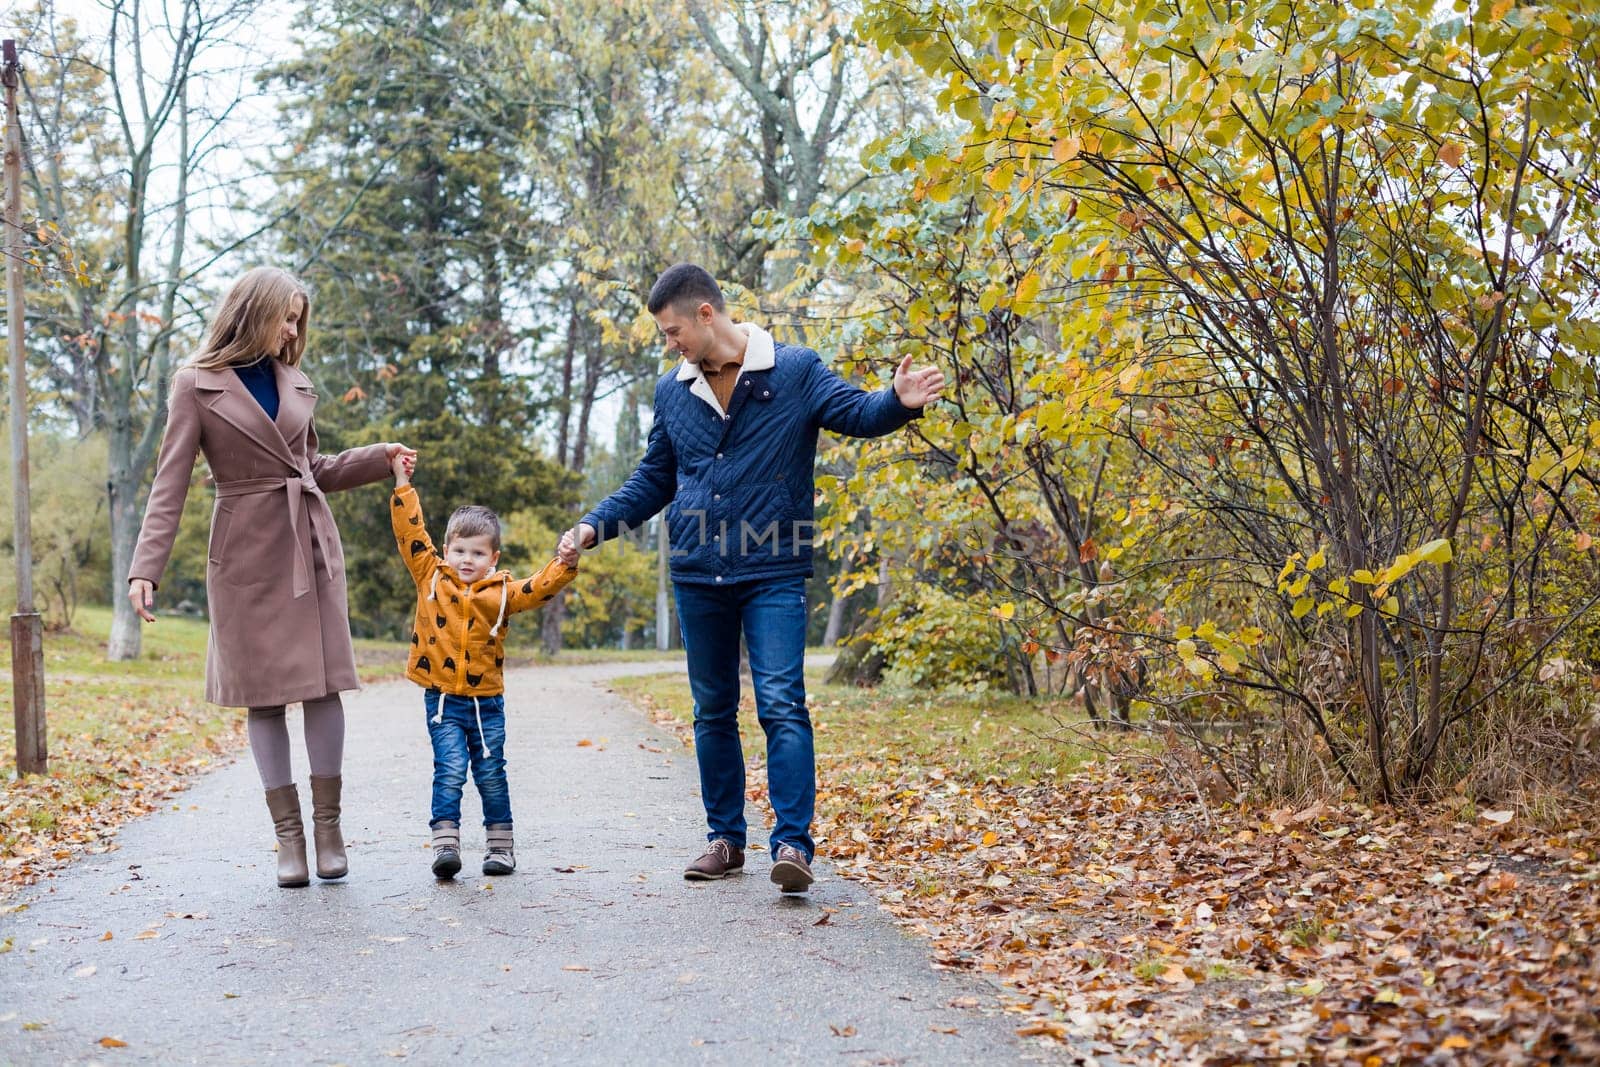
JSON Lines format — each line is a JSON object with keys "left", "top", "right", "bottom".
{"left": 213, "top": 499, "right": 277, "bottom": 589}
{"left": 208, "top": 502, "right": 235, "bottom": 566}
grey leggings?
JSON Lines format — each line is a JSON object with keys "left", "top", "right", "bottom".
{"left": 246, "top": 694, "right": 345, "bottom": 789}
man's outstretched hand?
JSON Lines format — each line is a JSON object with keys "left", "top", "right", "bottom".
{"left": 558, "top": 523, "right": 597, "bottom": 567}
{"left": 892, "top": 354, "right": 947, "bottom": 409}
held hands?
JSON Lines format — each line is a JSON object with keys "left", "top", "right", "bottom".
{"left": 891, "top": 354, "right": 947, "bottom": 409}
{"left": 389, "top": 442, "right": 417, "bottom": 486}
{"left": 558, "top": 522, "right": 596, "bottom": 568}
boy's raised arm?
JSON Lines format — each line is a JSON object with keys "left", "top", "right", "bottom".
{"left": 506, "top": 556, "right": 578, "bottom": 615}
{"left": 390, "top": 482, "right": 440, "bottom": 588}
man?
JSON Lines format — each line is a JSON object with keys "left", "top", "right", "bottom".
{"left": 558, "top": 264, "right": 944, "bottom": 894}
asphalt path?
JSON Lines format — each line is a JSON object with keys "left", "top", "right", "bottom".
{"left": 1, "top": 661, "right": 1045, "bottom": 1065}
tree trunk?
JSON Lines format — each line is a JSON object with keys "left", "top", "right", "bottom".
{"left": 555, "top": 299, "right": 578, "bottom": 467}
{"left": 822, "top": 586, "right": 848, "bottom": 647}
{"left": 105, "top": 429, "right": 141, "bottom": 660}
{"left": 572, "top": 334, "right": 600, "bottom": 474}
{"left": 104, "top": 19, "right": 194, "bottom": 661}
{"left": 541, "top": 587, "right": 568, "bottom": 656}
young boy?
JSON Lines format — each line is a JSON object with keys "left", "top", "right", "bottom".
{"left": 390, "top": 454, "right": 576, "bottom": 878}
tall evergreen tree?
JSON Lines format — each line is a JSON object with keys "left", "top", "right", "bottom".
{"left": 268, "top": 0, "right": 574, "bottom": 636}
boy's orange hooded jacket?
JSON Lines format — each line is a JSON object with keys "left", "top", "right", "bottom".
{"left": 390, "top": 484, "right": 575, "bottom": 696}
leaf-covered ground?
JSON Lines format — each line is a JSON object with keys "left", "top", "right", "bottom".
{"left": 615, "top": 673, "right": 1600, "bottom": 1065}
{"left": 0, "top": 607, "right": 405, "bottom": 897}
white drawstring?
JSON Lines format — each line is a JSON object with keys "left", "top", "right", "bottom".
{"left": 427, "top": 569, "right": 440, "bottom": 601}
{"left": 473, "top": 696, "right": 489, "bottom": 758}
{"left": 488, "top": 576, "right": 508, "bottom": 637}
{"left": 432, "top": 692, "right": 490, "bottom": 758}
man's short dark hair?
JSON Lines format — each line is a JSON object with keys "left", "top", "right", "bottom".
{"left": 647, "top": 263, "right": 725, "bottom": 315}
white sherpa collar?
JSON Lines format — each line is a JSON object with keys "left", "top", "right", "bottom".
{"left": 676, "top": 322, "right": 775, "bottom": 415}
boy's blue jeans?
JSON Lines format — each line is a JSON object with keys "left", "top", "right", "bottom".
{"left": 424, "top": 690, "right": 512, "bottom": 828}
{"left": 674, "top": 576, "right": 814, "bottom": 861}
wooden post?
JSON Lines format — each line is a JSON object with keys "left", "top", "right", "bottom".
{"left": 5, "top": 38, "right": 47, "bottom": 775}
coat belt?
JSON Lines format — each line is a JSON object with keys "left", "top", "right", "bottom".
{"left": 214, "top": 473, "right": 338, "bottom": 598}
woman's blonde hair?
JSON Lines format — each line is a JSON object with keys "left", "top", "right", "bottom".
{"left": 189, "top": 267, "right": 310, "bottom": 370}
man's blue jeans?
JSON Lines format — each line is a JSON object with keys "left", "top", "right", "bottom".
{"left": 674, "top": 576, "right": 814, "bottom": 860}
{"left": 424, "top": 691, "right": 512, "bottom": 828}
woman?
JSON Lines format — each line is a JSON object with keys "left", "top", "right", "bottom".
{"left": 127, "top": 266, "right": 415, "bottom": 888}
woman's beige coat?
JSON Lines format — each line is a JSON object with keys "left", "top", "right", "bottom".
{"left": 129, "top": 360, "right": 391, "bottom": 707}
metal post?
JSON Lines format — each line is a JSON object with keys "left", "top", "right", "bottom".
{"left": 5, "top": 38, "right": 47, "bottom": 775}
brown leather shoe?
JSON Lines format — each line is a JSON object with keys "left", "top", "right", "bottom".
{"left": 684, "top": 839, "right": 744, "bottom": 880}
{"left": 770, "top": 844, "right": 814, "bottom": 893}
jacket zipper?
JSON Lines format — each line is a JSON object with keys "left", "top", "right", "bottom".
{"left": 458, "top": 590, "right": 471, "bottom": 690}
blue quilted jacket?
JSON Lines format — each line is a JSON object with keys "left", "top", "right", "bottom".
{"left": 581, "top": 324, "right": 921, "bottom": 586}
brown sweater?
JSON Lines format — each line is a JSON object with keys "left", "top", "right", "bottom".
{"left": 702, "top": 354, "right": 744, "bottom": 412}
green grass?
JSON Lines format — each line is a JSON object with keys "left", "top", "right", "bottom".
{"left": 1285, "top": 914, "right": 1336, "bottom": 949}
{"left": 507, "top": 643, "right": 833, "bottom": 667}
{"left": 610, "top": 668, "right": 1100, "bottom": 786}
{"left": 518, "top": 645, "right": 684, "bottom": 666}
{"left": 6, "top": 603, "right": 407, "bottom": 690}
{"left": 1133, "top": 955, "right": 1170, "bottom": 982}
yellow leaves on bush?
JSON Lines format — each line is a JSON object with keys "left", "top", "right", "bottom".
{"left": 1527, "top": 443, "right": 1586, "bottom": 484}
{"left": 1051, "top": 135, "right": 1081, "bottom": 163}
{"left": 1013, "top": 271, "right": 1042, "bottom": 312}
{"left": 1274, "top": 539, "right": 1454, "bottom": 622}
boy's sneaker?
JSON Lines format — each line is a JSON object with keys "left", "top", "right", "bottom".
{"left": 770, "top": 844, "right": 814, "bottom": 894}
{"left": 684, "top": 838, "right": 744, "bottom": 880}
{"left": 483, "top": 824, "right": 515, "bottom": 876}
{"left": 431, "top": 821, "right": 462, "bottom": 879}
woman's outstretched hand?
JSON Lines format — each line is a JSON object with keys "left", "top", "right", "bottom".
{"left": 129, "top": 578, "right": 157, "bottom": 623}
{"left": 386, "top": 442, "right": 418, "bottom": 465}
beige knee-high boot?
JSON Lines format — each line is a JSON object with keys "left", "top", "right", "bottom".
{"left": 309, "top": 775, "right": 348, "bottom": 880}
{"left": 264, "top": 784, "right": 310, "bottom": 888}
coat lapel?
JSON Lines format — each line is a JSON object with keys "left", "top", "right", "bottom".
{"left": 274, "top": 361, "right": 318, "bottom": 449}
{"left": 194, "top": 365, "right": 299, "bottom": 471}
